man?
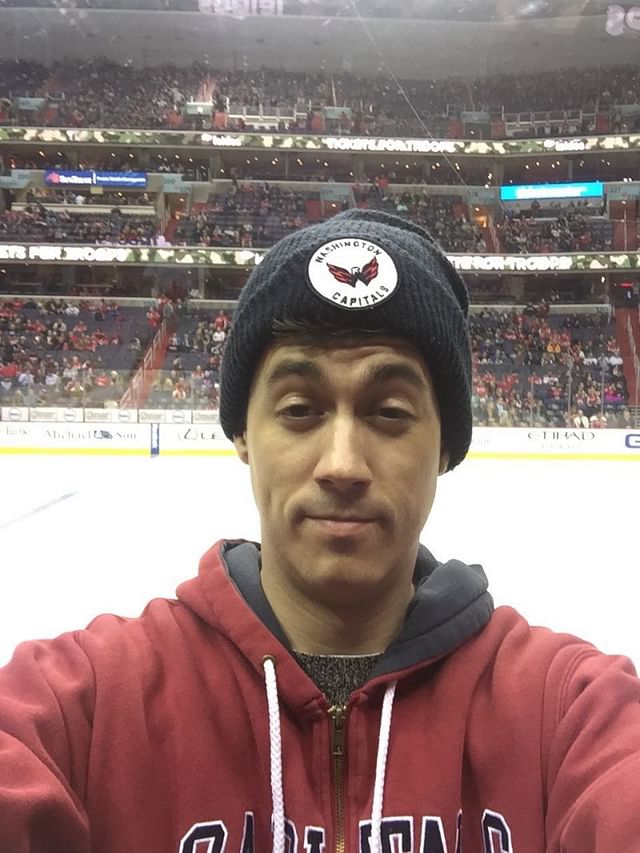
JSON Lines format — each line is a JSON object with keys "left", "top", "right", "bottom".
{"left": 572, "top": 408, "right": 590, "bottom": 429}
{"left": 1, "top": 210, "right": 639, "bottom": 853}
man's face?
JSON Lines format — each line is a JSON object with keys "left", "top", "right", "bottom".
{"left": 234, "top": 336, "right": 448, "bottom": 609}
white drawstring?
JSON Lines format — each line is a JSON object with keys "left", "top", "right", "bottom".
{"left": 263, "top": 655, "right": 397, "bottom": 853}
{"left": 263, "top": 656, "right": 286, "bottom": 853}
{"left": 369, "top": 681, "right": 397, "bottom": 853}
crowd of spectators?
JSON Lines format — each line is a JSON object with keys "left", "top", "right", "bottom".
{"left": 4, "top": 61, "right": 640, "bottom": 137}
{"left": 2, "top": 295, "right": 634, "bottom": 427}
{"left": 173, "top": 184, "right": 309, "bottom": 248}
{"left": 5, "top": 151, "right": 139, "bottom": 172}
{"left": 496, "top": 210, "right": 613, "bottom": 254}
{"left": 0, "top": 193, "right": 622, "bottom": 256}
{"left": 0, "top": 205, "right": 159, "bottom": 245}
{"left": 219, "top": 71, "right": 453, "bottom": 139}
{"left": 148, "top": 303, "right": 633, "bottom": 425}
{"left": 470, "top": 305, "right": 628, "bottom": 428}
{"left": 472, "top": 66, "right": 640, "bottom": 114}
{"left": 369, "top": 191, "right": 488, "bottom": 253}
{"left": 0, "top": 61, "right": 46, "bottom": 100}
{"left": 2, "top": 61, "right": 205, "bottom": 130}
{"left": 500, "top": 199, "right": 606, "bottom": 220}
{"left": 196, "top": 64, "right": 640, "bottom": 135}
{"left": 28, "top": 189, "right": 154, "bottom": 207}
{"left": 0, "top": 298, "right": 149, "bottom": 407}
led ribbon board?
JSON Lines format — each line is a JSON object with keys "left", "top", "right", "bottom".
{"left": 500, "top": 182, "right": 604, "bottom": 202}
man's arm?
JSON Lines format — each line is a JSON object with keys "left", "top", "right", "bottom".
{"left": 0, "top": 634, "right": 94, "bottom": 852}
{"left": 543, "top": 646, "right": 640, "bottom": 850}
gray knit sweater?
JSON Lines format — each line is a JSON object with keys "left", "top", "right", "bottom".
{"left": 292, "top": 651, "right": 383, "bottom": 706}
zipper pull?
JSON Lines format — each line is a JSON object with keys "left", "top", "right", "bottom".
{"left": 328, "top": 704, "right": 346, "bottom": 757}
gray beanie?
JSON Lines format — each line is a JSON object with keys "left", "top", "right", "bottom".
{"left": 219, "top": 208, "right": 472, "bottom": 471}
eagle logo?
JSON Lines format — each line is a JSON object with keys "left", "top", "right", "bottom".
{"left": 327, "top": 256, "right": 379, "bottom": 288}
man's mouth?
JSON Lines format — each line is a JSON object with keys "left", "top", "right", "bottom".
{"left": 306, "top": 516, "right": 377, "bottom": 537}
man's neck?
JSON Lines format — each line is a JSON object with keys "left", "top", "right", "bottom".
{"left": 260, "top": 566, "right": 414, "bottom": 656}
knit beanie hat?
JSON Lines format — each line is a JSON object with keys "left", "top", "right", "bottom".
{"left": 219, "top": 208, "right": 472, "bottom": 471}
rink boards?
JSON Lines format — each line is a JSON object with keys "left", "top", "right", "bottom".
{"left": 0, "top": 419, "right": 639, "bottom": 461}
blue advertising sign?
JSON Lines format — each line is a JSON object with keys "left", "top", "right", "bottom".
{"left": 94, "top": 171, "right": 147, "bottom": 188}
{"left": 44, "top": 170, "right": 147, "bottom": 189}
{"left": 500, "top": 182, "right": 604, "bottom": 202}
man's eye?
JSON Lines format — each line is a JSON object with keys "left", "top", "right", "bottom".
{"left": 279, "top": 404, "right": 318, "bottom": 418}
{"left": 378, "top": 407, "right": 411, "bottom": 420}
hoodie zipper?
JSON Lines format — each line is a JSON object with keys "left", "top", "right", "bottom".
{"left": 328, "top": 704, "right": 347, "bottom": 853}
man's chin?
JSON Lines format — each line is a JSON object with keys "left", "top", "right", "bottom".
{"left": 296, "top": 553, "right": 392, "bottom": 600}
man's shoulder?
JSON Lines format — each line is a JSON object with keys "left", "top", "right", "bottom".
{"left": 453, "top": 606, "right": 639, "bottom": 726}
{"left": 479, "top": 605, "right": 604, "bottom": 668}
{"left": 480, "top": 605, "right": 637, "bottom": 685}
{"left": 67, "top": 595, "right": 211, "bottom": 665}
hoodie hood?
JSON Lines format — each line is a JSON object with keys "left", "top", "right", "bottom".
{"left": 177, "top": 539, "right": 493, "bottom": 682}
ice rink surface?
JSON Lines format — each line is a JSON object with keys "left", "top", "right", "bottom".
{"left": 1, "top": 452, "right": 638, "bottom": 668}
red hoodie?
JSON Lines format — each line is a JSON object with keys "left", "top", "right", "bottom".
{"left": 1, "top": 539, "right": 639, "bottom": 853}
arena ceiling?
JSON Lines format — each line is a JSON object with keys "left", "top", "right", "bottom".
{"left": 0, "top": 5, "right": 636, "bottom": 78}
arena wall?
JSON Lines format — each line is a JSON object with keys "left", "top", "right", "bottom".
{"left": 1, "top": 412, "right": 639, "bottom": 460}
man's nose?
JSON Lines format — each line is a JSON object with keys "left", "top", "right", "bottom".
{"left": 312, "top": 416, "right": 373, "bottom": 493}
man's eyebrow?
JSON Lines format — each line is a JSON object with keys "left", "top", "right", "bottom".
{"left": 264, "top": 358, "right": 429, "bottom": 392}
{"left": 264, "top": 358, "right": 325, "bottom": 387}
{"left": 363, "top": 362, "right": 429, "bottom": 392}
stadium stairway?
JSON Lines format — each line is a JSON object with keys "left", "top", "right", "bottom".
{"left": 482, "top": 224, "right": 498, "bottom": 252}
{"left": 612, "top": 219, "right": 638, "bottom": 251}
{"left": 120, "top": 310, "right": 178, "bottom": 408}
{"left": 616, "top": 307, "right": 640, "bottom": 410}
{"left": 196, "top": 75, "right": 216, "bottom": 104}
{"left": 164, "top": 218, "right": 179, "bottom": 243}
{"left": 610, "top": 198, "right": 638, "bottom": 251}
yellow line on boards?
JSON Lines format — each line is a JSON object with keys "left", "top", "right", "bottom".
{"left": 467, "top": 452, "right": 640, "bottom": 462}
{"left": 0, "top": 448, "right": 149, "bottom": 456}
{"left": 159, "top": 449, "right": 237, "bottom": 457}
{"left": 1, "top": 449, "right": 637, "bottom": 461}
{"left": 159, "top": 449, "right": 639, "bottom": 461}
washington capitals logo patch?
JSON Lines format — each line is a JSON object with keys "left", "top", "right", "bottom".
{"left": 327, "top": 256, "right": 379, "bottom": 288}
{"left": 307, "top": 238, "right": 398, "bottom": 310}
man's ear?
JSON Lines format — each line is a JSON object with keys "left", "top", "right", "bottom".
{"left": 438, "top": 446, "right": 449, "bottom": 476}
{"left": 234, "top": 432, "right": 250, "bottom": 465}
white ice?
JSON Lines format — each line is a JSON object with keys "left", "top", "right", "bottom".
{"left": 1, "top": 453, "right": 638, "bottom": 669}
